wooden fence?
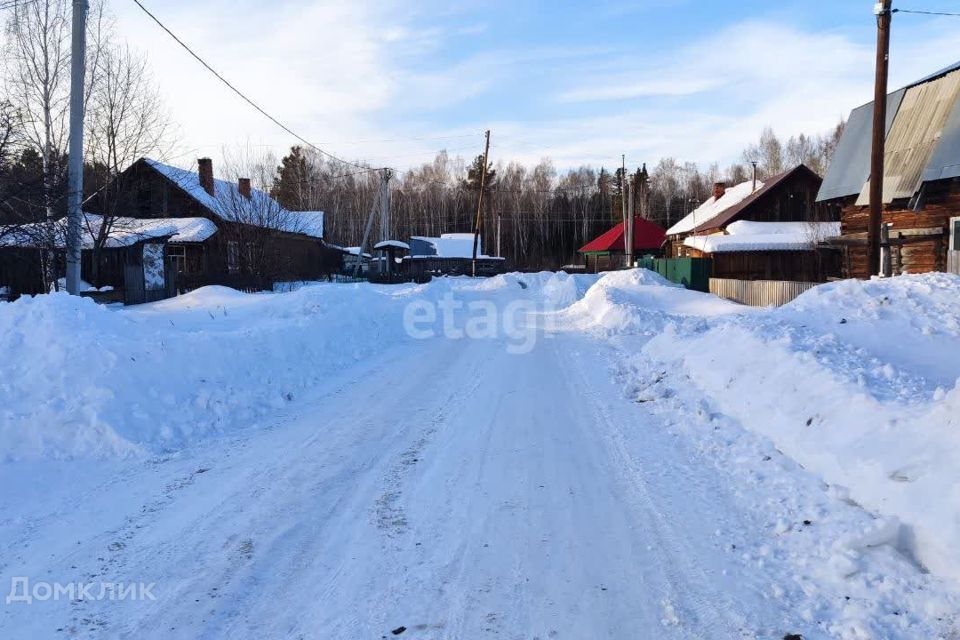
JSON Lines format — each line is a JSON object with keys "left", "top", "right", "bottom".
{"left": 709, "top": 278, "right": 820, "bottom": 307}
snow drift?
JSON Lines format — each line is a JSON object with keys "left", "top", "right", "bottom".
{"left": 563, "top": 268, "right": 745, "bottom": 333}
{"left": 0, "top": 284, "right": 412, "bottom": 460}
{"left": 638, "top": 274, "right": 960, "bottom": 580}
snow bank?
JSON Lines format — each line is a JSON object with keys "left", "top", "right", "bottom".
{"left": 0, "top": 284, "right": 412, "bottom": 461}
{"left": 565, "top": 269, "right": 746, "bottom": 333}
{"left": 642, "top": 274, "right": 960, "bottom": 579}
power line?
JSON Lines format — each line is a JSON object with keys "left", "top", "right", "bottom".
{"left": 131, "top": 0, "right": 373, "bottom": 172}
{"left": 893, "top": 8, "right": 960, "bottom": 16}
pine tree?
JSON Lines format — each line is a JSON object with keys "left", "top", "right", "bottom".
{"left": 271, "top": 146, "right": 310, "bottom": 210}
{"left": 462, "top": 154, "right": 496, "bottom": 192}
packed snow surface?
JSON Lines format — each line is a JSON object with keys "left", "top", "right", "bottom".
{"left": 1, "top": 270, "right": 958, "bottom": 638}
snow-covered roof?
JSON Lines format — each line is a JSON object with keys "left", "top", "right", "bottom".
{"left": 290, "top": 211, "right": 324, "bottom": 239}
{"left": 144, "top": 159, "right": 324, "bottom": 238}
{"left": 374, "top": 240, "right": 410, "bottom": 250}
{"left": 0, "top": 214, "right": 218, "bottom": 249}
{"left": 343, "top": 246, "right": 372, "bottom": 258}
{"left": 683, "top": 221, "right": 841, "bottom": 253}
{"left": 411, "top": 233, "right": 494, "bottom": 258}
{"left": 667, "top": 180, "right": 763, "bottom": 236}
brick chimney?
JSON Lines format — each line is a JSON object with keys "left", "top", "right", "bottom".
{"left": 712, "top": 181, "right": 726, "bottom": 201}
{"left": 198, "top": 158, "right": 214, "bottom": 196}
{"left": 238, "top": 177, "right": 251, "bottom": 199}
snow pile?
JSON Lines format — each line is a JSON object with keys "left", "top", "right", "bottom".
{"left": 642, "top": 273, "right": 960, "bottom": 579}
{"left": 0, "top": 284, "right": 414, "bottom": 461}
{"left": 565, "top": 269, "right": 745, "bottom": 333}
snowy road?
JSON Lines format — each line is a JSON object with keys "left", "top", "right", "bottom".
{"left": 1, "top": 277, "right": 957, "bottom": 639}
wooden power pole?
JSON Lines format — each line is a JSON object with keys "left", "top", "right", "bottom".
{"left": 620, "top": 155, "right": 628, "bottom": 268}
{"left": 869, "top": 0, "right": 893, "bottom": 277}
{"left": 471, "top": 130, "right": 491, "bottom": 277}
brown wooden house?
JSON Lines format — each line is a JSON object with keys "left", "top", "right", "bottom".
{"left": 665, "top": 164, "right": 829, "bottom": 259}
{"left": 93, "top": 157, "right": 341, "bottom": 290}
{"left": 817, "top": 61, "right": 960, "bottom": 278}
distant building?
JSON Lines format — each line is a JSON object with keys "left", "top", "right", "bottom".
{"left": 405, "top": 233, "right": 505, "bottom": 278}
{"left": 817, "top": 61, "right": 960, "bottom": 277}
{"left": 577, "top": 217, "right": 666, "bottom": 272}
{"left": 665, "top": 164, "right": 828, "bottom": 259}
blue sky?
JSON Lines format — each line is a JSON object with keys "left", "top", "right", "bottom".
{"left": 113, "top": 0, "right": 960, "bottom": 174}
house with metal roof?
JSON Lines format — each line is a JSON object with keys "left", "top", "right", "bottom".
{"left": 817, "top": 61, "right": 960, "bottom": 278}
{"left": 577, "top": 217, "right": 666, "bottom": 272}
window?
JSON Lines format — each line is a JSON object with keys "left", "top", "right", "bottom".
{"left": 951, "top": 217, "right": 960, "bottom": 251}
{"left": 167, "top": 245, "right": 186, "bottom": 274}
{"left": 227, "top": 241, "right": 240, "bottom": 274}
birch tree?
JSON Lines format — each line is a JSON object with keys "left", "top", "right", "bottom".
{"left": 84, "top": 42, "right": 174, "bottom": 284}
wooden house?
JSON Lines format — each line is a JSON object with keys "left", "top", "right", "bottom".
{"left": 816, "top": 61, "right": 960, "bottom": 277}
{"left": 0, "top": 214, "right": 193, "bottom": 302}
{"left": 93, "top": 157, "right": 340, "bottom": 290}
{"left": 665, "top": 164, "right": 829, "bottom": 259}
{"left": 577, "top": 217, "right": 666, "bottom": 272}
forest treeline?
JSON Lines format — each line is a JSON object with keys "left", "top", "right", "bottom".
{"left": 271, "top": 123, "right": 845, "bottom": 269}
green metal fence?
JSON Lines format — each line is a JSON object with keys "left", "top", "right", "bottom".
{"left": 636, "top": 256, "right": 712, "bottom": 292}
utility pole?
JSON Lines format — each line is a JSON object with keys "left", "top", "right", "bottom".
{"left": 620, "top": 155, "right": 628, "bottom": 268}
{"left": 379, "top": 168, "right": 393, "bottom": 277}
{"left": 869, "top": 0, "right": 893, "bottom": 277}
{"left": 65, "top": 0, "right": 89, "bottom": 295}
{"left": 626, "top": 172, "right": 635, "bottom": 267}
{"left": 471, "top": 129, "right": 491, "bottom": 277}
{"left": 353, "top": 189, "right": 381, "bottom": 279}
{"left": 379, "top": 168, "right": 392, "bottom": 243}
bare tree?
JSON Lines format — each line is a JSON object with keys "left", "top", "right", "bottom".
{"left": 215, "top": 148, "right": 307, "bottom": 281}
{"left": 84, "top": 42, "right": 174, "bottom": 284}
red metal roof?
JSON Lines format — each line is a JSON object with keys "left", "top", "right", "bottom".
{"left": 579, "top": 217, "right": 666, "bottom": 253}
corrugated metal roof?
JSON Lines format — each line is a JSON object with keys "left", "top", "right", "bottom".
{"left": 816, "top": 89, "right": 905, "bottom": 201}
{"left": 922, "top": 84, "right": 960, "bottom": 182}
{"left": 818, "top": 59, "right": 960, "bottom": 203}
{"left": 578, "top": 217, "right": 666, "bottom": 254}
{"left": 855, "top": 69, "right": 960, "bottom": 205}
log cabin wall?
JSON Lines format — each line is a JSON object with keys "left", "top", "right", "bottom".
{"left": 836, "top": 177, "right": 960, "bottom": 278}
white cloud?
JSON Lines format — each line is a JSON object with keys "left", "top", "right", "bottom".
{"left": 492, "top": 19, "right": 960, "bottom": 171}
{"left": 15, "top": 1, "right": 959, "bottom": 176}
